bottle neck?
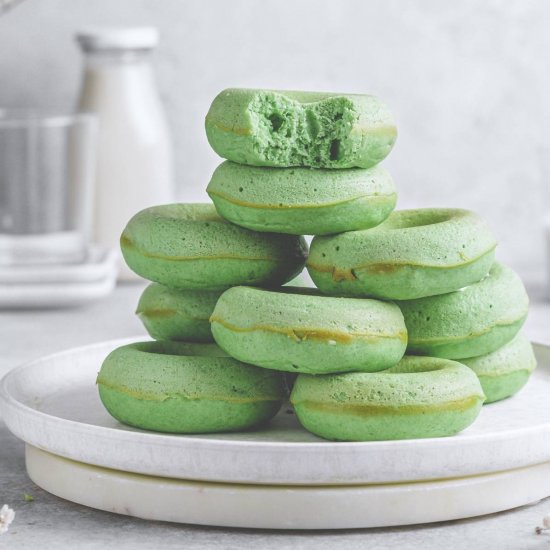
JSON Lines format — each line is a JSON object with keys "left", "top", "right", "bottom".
{"left": 81, "top": 48, "right": 153, "bottom": 66}
{"left": 78, "top": 47, "right": 160, "bottom": 112}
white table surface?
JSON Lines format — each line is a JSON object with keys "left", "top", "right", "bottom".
{"left": 1, "top": 282, "right": 550, "bottom": 549}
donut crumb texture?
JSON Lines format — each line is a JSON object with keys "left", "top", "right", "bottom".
{"left": 248, "top": 93, "right": 357, "bottom": 167}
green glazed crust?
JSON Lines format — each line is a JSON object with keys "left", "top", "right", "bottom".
{"left": 207, "top": 161, "right": 397, "bottom": 235}
{"left": 120, "top": 203, "right": 308, "bottom": 290}
{"left": 136, "top": 283, "right": 223, "bottom": 342}
{"left": 307, "top": 208, "right": 497, "bottom": 300}
{"left": 97, "top": 341, "right": 286, "bottom": 433}
{"left": 461, "top": 333, "right": 536, "bottom": 403}
{"left": 290, "top": 355, "right": 485, "bottom": 441}
{"left": 397, "top": 263, "right": 529, "bottom": 360}
{"left": 210, "top": 286, "right": 407, "bottom": 375}
{"left": 205, "top": 89, "right": 397, "bottom": 169}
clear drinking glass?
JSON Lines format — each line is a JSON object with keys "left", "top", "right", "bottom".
{"left": 0, "top": 111, "right": 97, "bottom": 265}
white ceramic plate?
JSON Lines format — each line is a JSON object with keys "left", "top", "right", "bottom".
{"left": 0, "top": 246, "right": 119, "bottom": 284}
{"left": 0, "top": 246, "right": 118, "bottom": 308}
{"left": 25, "top": 444, "right": 550, "bottom": 529}
{"left": 2, "top": 338, "right": 550, "bottom": 486}
{"left": 0, "top": 272, "right": 117, "bottom": 308}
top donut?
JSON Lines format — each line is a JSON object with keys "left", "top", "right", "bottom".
{"left": 205, "top": 89, "right": 397, "bottom": 169}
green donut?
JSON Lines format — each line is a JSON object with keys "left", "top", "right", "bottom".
{"left": 207, "top": 162, "right": 397, "bottom": 235}
{"left": 461, "top": 333, "right": 536, "bottom": 404}
{"left": 121, "top": 203, "right": 308, "bottom": 290}
{"left": 205, "top": 88, "right": 396, "bottom": 169}
{"left": 398, "top": 263, "right": 529, "bottom": 359}
{"left": 290, "top": 356, "right": 485, "bottom": 441}
{"left": 210, "top": 286, "right": 407, "bottom": 375}
{"left": 97, "top": 341, "right": 286, "bottom": 434}
{"left": 136, "top": 283, "right": 222, "bottom": 343}
{"left": 307, "top": 208, "right": 497, "bottom": 300}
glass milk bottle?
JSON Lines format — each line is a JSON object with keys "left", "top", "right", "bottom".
{"left": 76, "top": 28, "right": 173, "bottom": 281}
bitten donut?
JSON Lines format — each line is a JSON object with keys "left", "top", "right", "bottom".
{"left": 207, "top": 162, "right": 397, "bottom": 235}
{"left": 210, "top": 286, "right": 407, "bottom": 375}
{"left": 398, "top": 263, "right": 529, "bottom": 360}
{"left": 461, "top": 333, "right": 536, "bottom": 403}
{"left": 97, "top": 341, "right": 286, "bottom": 433}
{"left": 136, "top": 283, "right": 222, "bottom": 342}
{"left": 307, "top": 208, "right": 497, "bottom": 300}
{"left": 290, "top": 356, "right": 485, "bottom": 441}
{"left": 205, "top": 88, "right": 397, "bottom": 169}
{"left": 121, "top": 203, "right": 308, "bottom": 290}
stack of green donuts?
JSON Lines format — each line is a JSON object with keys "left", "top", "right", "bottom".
{"left": 99, "top": 202, "right": 307, "bottom": 433}
{"left": 97, "top": 88, "right": 536, "bottom": 442}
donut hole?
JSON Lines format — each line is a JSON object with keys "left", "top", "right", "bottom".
{"left": 387, "top": 361, "right": 446, "bottom": 375}
{"left": 259, "top": 286, "right": 323, "bottom": 297}
{"left": 385, "top": 209, "right": 458, "bottom": 230}
{"left": 134, "top": 341, "right": 228, "bottom": 358}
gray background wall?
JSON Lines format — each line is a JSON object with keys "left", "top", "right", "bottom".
{"left": 1, "top": 0, "right": 548, "bottom": 289}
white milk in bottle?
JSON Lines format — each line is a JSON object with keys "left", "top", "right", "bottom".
{"left": 76, "top": 28, "right": 173, "bottom": 281}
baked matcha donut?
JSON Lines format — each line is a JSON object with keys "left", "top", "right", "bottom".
{"left": 136, "top": 283, "right": 222, "bottom": 342}
{"left": 307, "top": 208, "right": 497, "bottom": 300}
{"left": 290, "top": 356, "right": 485, "bottom": 441}
{"left": 398, "top": 263, "right": 529, "bottom": 359}
{"left": 461, "top": 333, "right": 536, "bottom": 404}
{"left": 97, "top": 341, "right": 286, "bottom": 433}
{"left": 210, "top": 286, "right": 407, "bottom": 375}
{"left": 205, "top": 88, "right": 396, "bottom": 169}
{"left": 121, "top": 203, "right": 308, "bottom": 290}
{"left": 207, "top": 162, "right": 397, "bottom": 235}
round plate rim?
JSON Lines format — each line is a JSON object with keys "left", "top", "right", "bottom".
{"left": 25, "top": 444, "right": 550, "bottom": 530}
{"left": 2, "top": 337, "right": 550, "bottom": 485}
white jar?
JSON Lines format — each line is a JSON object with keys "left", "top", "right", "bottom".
{"left": 76, "top": 27, "right": 174, "bottom": 281}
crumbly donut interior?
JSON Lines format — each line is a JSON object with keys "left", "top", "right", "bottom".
{"left": 247, "top": 93, "right": 357, "bottom": 167}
